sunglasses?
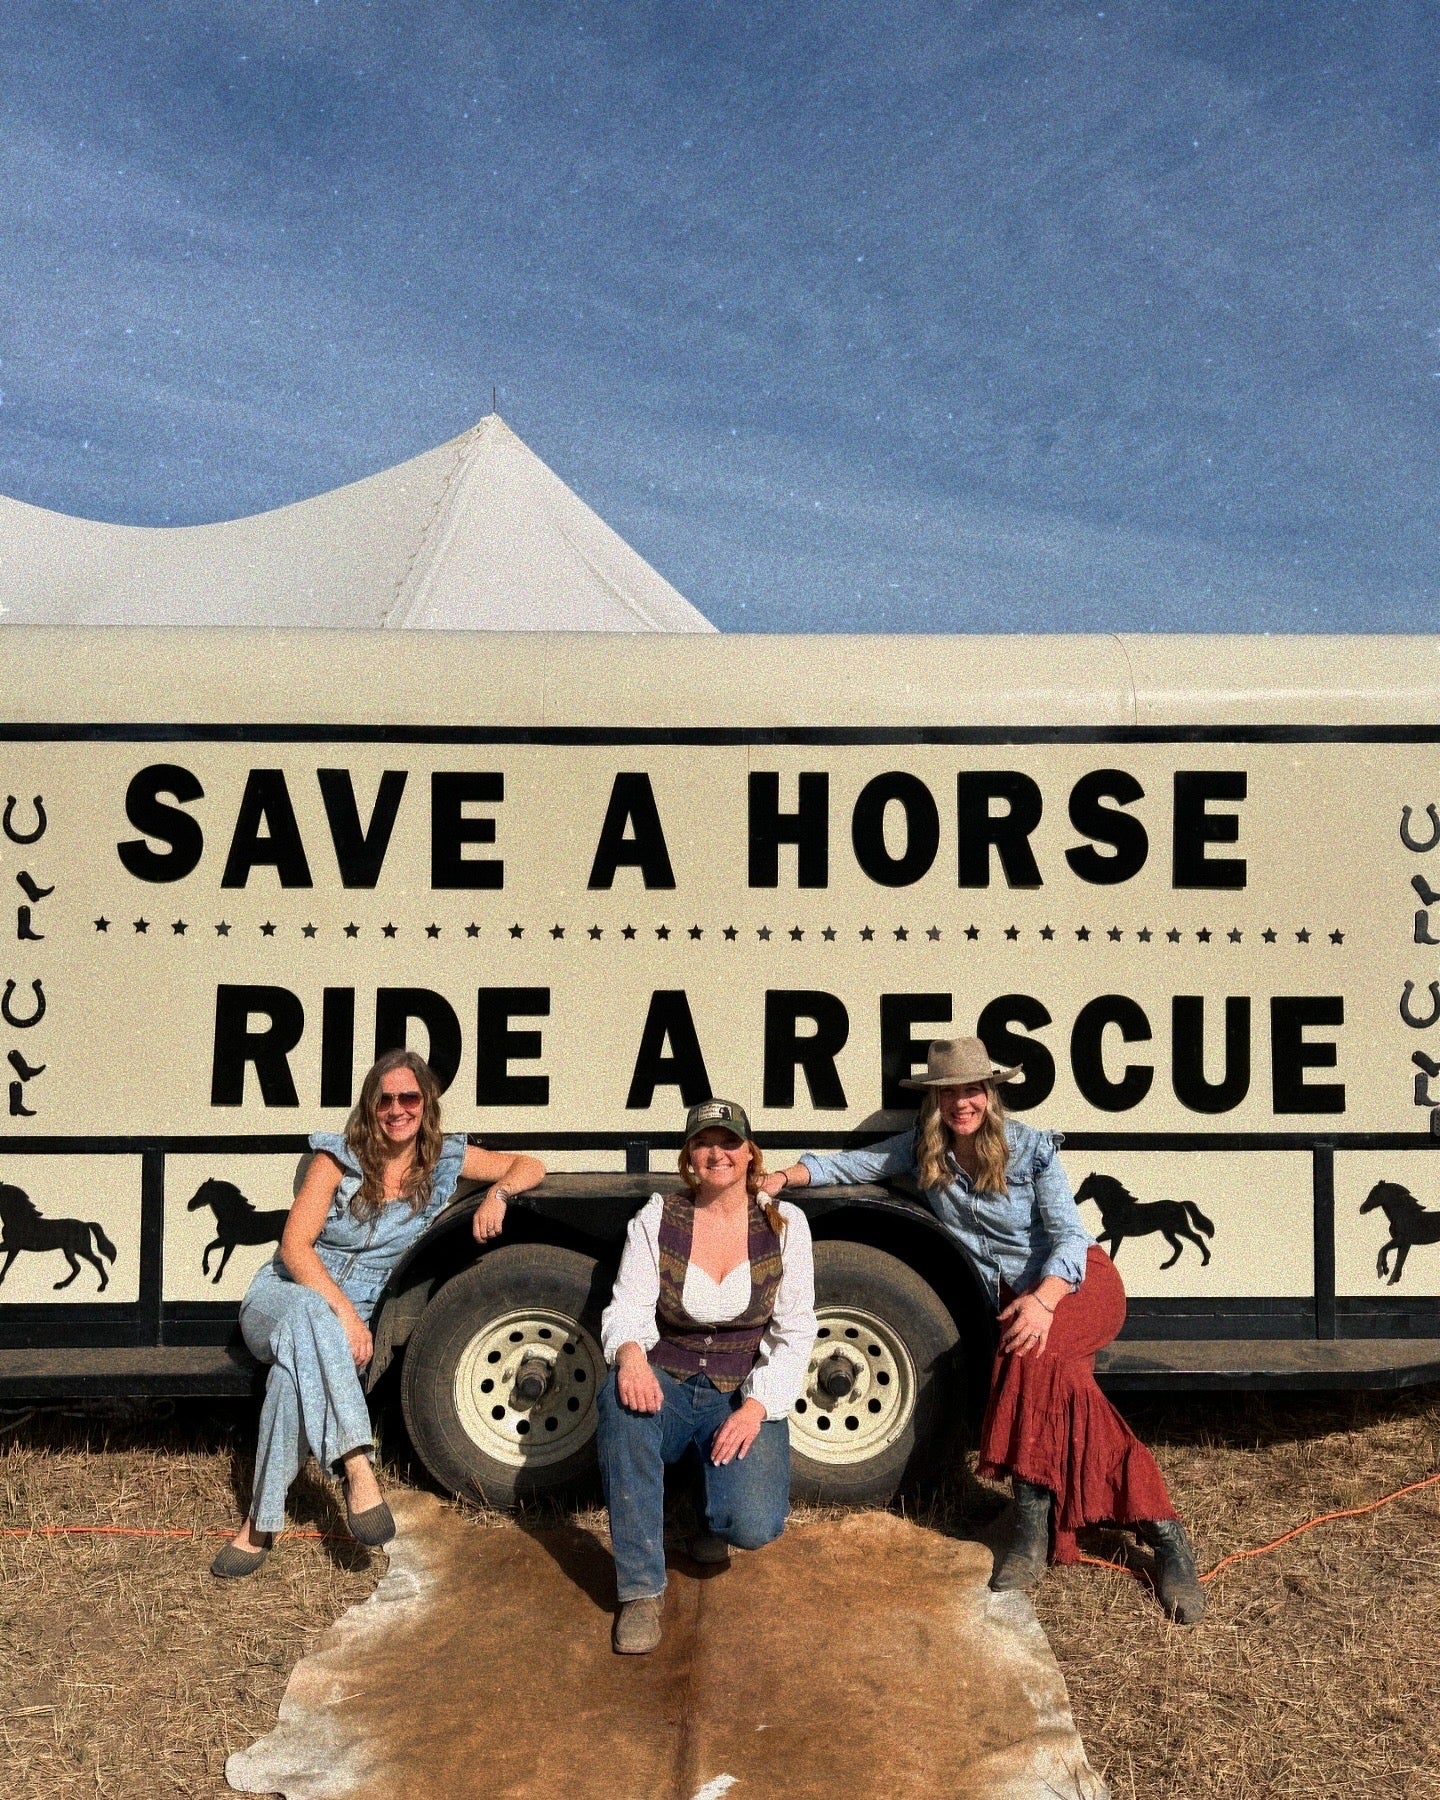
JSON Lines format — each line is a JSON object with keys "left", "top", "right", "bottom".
{"left": 377, "top": 1090, "right": 423, "bottom": 1111}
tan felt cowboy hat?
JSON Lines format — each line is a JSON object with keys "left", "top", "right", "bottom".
{"left": 899, "top": 1036, "right": 1019, "bottom": 1089}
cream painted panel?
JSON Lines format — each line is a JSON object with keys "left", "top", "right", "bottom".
{"left": 0, "top": 1156, "right": 141, "bottom": 1303}
{"left": 164, "top": 1153, "right": 303, "bottom": 1303}
{"left": 1335, "top": 1151, "right": 1440, "bottom": 1299}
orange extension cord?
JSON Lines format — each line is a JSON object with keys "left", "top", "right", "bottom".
{"left": 1075, "top": 1467, "right": 1440, "bottom": 1584}
{"left": 2, "top": 1470, "right": 1438, "bottom": 1574}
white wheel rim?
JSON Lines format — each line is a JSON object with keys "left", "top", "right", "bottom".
{"left": 452, "top": 1307, "right": 604, "bottom": 1469}
{"left": 789, "top": 1304, "right": 918, "bottom": 1465}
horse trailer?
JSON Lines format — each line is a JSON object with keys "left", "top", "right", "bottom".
{"left": 2, "top": 629, "right": 1439, "bottom": 1505}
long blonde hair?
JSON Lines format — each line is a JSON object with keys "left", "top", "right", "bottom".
{"left": 915, "top": 1084, "right": 1009, "bottom": 1194}
{"left": 678, "top": 1138, "right": 785, "bottom": 1237}
{"left": 345, "top": 1049, "right": 445, "bottom": 1221}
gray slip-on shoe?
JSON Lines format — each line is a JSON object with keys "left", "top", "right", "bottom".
{"left": 613, "top": 1595, "right": 663, "bottom": 1654}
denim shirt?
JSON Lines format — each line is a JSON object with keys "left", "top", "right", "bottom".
{"left": 269, "top": 1132, "right": 468, "bottom": 1312}
{"left": 800, "top": 1119, "right": 1093, "bottom": 1312}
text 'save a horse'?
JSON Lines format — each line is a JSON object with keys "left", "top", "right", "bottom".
{"left": 186, "top": 1179, "right": 288, "bottom": 1282}
{"left": 1360, "top": 1180, "right": 1440, "bottom": 1286}
{"left": 1074, "top": 1172, "right": 1215, "bottom": 1269}
{"left": 0, "top": 1184, "right": 117, "bottom": 1291}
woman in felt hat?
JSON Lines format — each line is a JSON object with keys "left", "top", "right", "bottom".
{"left": 763, "top": 1037, "right": 1205, "bottom": 1624}
{"left": 596, "top": 1097, "right": 818, "bottom": 1654}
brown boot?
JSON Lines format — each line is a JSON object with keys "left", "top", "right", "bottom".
{"left": 613, "top": 1595, "right": 663, "bottom": 1654}
{"left": 1139, "top": 1519, "right": 1206, "bottom": 1624}
{"left": 990, "top": 1479, "right": 1051, "bottom": 1592}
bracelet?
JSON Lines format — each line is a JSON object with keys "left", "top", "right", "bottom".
{"left": 488, "top": 1185, "right": 511, "bottom": 1206}
{"left": 776, "top": 1169, "right": 790, "bottom": 1190}
{"left": 1033, "top": 1294, "right": 1055, "bottom": 1314}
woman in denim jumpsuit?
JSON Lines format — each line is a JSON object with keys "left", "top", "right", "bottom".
{"left": 765, "top": 1036, "right": 1205, "bottom": 1624}
{"left": 212, "top": 1050, "right": 545, "bottom": 1578}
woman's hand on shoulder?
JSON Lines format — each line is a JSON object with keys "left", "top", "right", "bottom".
{"left": 759, "top": 1164, "right": 808, "bottom": 1199}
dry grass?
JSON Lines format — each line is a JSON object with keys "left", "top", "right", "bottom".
{"left": 1, "top": 1388, "right": 1438, "bottom": 1798}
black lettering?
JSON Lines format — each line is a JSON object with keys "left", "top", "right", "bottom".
{"left": 220, "top": 770, "right": 313, "bottom": 889}
{"left": 1270, "top": 996, "right": 1345, "bottom": 1114}
{"left": 1065, "top": 770, "right": 1148, "bottom": 885}
{"left": 748, "top": 772, "right": 829, "bottom": 888}
{"left": 320, "top": 987, "right": 356, "bottom": 1107}
{"left": 852, "top": 773, "right": 939, "bottom": 887}
{"left": 588, "top": 773, "right": 677, "bottom": 889}
{"left": 976, "top": 993, "right": 1055, "bottom": 1111}
{"left": 476, "top": 987, "right": 551, "bottom": 1106}
{"left": 1172, "top": 995, "right": 1251, "bottom": 1113}
{"left": 957, "top": 772, "right": 1043, "bottom": 888}
{"left": 117, "top": 763, "right": 205, "bottom": 882}
{"left": 880, "top": 992, "right": 953, "bottom": 1109}
{"left": 762, "top": 990, "right": 849, "bottom": 1108}
{"left": 431, "top": 772, "right": 504, "bottom": 890}
{"left": 626, "top": 990, "right": 711, "bottom": 1108}
{"left": 211, "top": 984, "right": 304, "bottom": 1107}
{"left": 1173, "top": 771, "right": 1247, "bottom": 890}
{"left": 1070, "top": 995, "right": 1153, "bottom": 1112}
{"left": 374, "top": 988, "right": 462, "bottom": 1094}
{"left": 317, "top": 769, "right": 407, "bottom": 888}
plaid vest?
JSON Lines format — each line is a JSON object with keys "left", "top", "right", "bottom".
{"left": 648, "top": 1192, "right": 784, "bottom": 1392}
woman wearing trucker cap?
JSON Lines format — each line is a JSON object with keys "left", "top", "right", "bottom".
{"left": 597, "top": 1097, "right": 818, "bottom": 1654}
{"left": 211, "top": 1049, "right": 545, "bottom": 1578}
{"left": 764, "top": 1037, "right": 1205, "bottom": 1625}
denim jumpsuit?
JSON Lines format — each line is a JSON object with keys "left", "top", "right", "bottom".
{"left": 238, "top": 1132, "right": 467, "bottom": 1533}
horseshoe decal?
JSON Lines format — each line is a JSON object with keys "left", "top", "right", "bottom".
{"left": 1400, "top": 804, "right": 1440, "bottom": 854}
{"left": 1400, "top": 980, "right": 1440, "bottom": 1029}
{"left": 2, "top": 796, "right": 46, "bottom": 845}
{"left": 0, "top": 978, "right": 45, "bottom": 1029}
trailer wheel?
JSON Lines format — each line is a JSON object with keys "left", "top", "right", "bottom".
{"left": 400, "top": 1244, "right": 608, "bottom": 1508}
{"left": 789, "top": 1241, "right": 961, "bottom": 1505}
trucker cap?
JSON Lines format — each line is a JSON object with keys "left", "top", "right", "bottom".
{"left": 682, "top": 1097, "right": 753, "bottom": 1145}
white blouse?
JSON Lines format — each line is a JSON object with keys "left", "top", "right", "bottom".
{"left": 600, "top": 1196, "right": 818, "bottom": 1420}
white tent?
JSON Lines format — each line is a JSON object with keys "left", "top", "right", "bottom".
{"left": 0, "top": 414, "right": 714, "bottom": 632}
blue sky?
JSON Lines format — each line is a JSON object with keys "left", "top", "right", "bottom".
{"left": 3, "top": 0, "right": 1438, "bottom": 631}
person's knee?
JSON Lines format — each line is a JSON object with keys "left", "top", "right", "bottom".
{"left": 725, "top": 1506, "right": 787, "bottom": 1552}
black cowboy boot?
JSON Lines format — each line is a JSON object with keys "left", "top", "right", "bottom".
{"left": 1138, "top": 1519, "right": 1206, "bottom": 1624}
{"left": 990, "top": 1479, "right": 1051, "bottom": 1591}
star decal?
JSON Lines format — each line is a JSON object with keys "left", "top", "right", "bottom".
{"left": 133, "top": 918, "right": 149, "bottom": 934}
{"left": 689, "top": 925, "right": 703, "bottom": 940}
{"left": 1039, "top": 924, "right": 1054, "bottom": 941}
{"left": 1166, "top": 927, "right": 1181, "bottom": 943}
{"left": 215, "top": 920, "right": 231, "bottom": 936}
{"left": 1261, "top": 928, "right": 1277, "bottom": 943}
{"left": 589, "top": 925, "right": 603, "bottom": 940}
{"left": 93, "top": 917, "right": 110, "bottom": 933}
{"left": 1106, "top": 926, "right": 1122, "bottom": 942}
{"left": 893, "top": 926, "right": 908, "bottom": 941}
{"left": 789, "top": 925, "right": 804, "bottom": 941}
{"left": 722, "top": 925, "right": 738, "bottom": 941}
{"left": 656, "top": 924, "right": 671, "bottom": 940}
{"left": 822, "top": 926, "right": 837, "bottom": 942}
{"left": 343, "top": 922, "right": 359, "bottom": 938}
{"left": 550, "top": 924, "right": 565, "bottom": 940}
{"left": 426, "top": 923, "right": 441, "bottom": 939}
{"left": 1227, "top": 927, "right": 1242, "bottom": 943}
{"left": 1296, "top": 928, "right": 1311, "bottom": 943}
{"left": 622, "top": 924, "right": 637, "bottom": 940}
{"left": 1005, "top": 925, "right": 1020, "bottom": 941}
{"left": 1329, "top": 928, "right": 1344, "bottom": 945}
{"left": 1196, "top": 928, "right": 1212, "bottom": 943}
{"left": 465, "top": 922, "right": 480, "bottom": 938}
{"left": 964, "top": 924, "right": 980, "bottom": 941}
{"left": 1136, "top": 927, "right": 1152, "bottom": 943}
{"left": 509, "top": 923, "right": 525, "bottom": 939}
{"left": 859, "top": 925, "right": 875, "bottom": 941}
{"left": 1075, "top": 926, "right": 1090, "bottom": 942}
{"left": 171, "top": 920, "right": 187, "bottom": 935}
{"left": 926, "top": 926, "right": 941, "bottom": 941}
{"left": 756, "top": 926, "right": 772, "bottom": 941}
{"left": 302, "top": 923, "right": 318, "bottom": 939}
{"left": 381, "top": 922, "right": 398, "bottom": 939}
{"left": 260, "top": 921, "right": 277, "bottom": 937}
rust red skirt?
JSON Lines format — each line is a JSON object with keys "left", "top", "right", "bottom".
{"left": 977, "top": 1245, "right": 1176, "bottom": 1563}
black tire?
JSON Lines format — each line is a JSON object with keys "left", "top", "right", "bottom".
{"left": 400, "top": 1243, "right": 609, "bottom": 1508}
{"left": 788, "top": 1240, "right": 961, "bottom": 1505}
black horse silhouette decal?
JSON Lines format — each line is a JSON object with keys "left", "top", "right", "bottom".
{"left": 1074, "top": 1172, "right": 1215, "bottom": 1269}
{"left": 0, "top": 1182, "right": 118, "bottom": 1291}
{"left": 186, "top": 1178, "right": 288, "bottom": 1283}
{"left": 1360, "top": 1180, "right": 1440, "bottom": 1285}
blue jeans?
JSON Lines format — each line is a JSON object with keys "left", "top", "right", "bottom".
{"left": 596, "top": 1366, "right": 792, "bottom": 1603}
